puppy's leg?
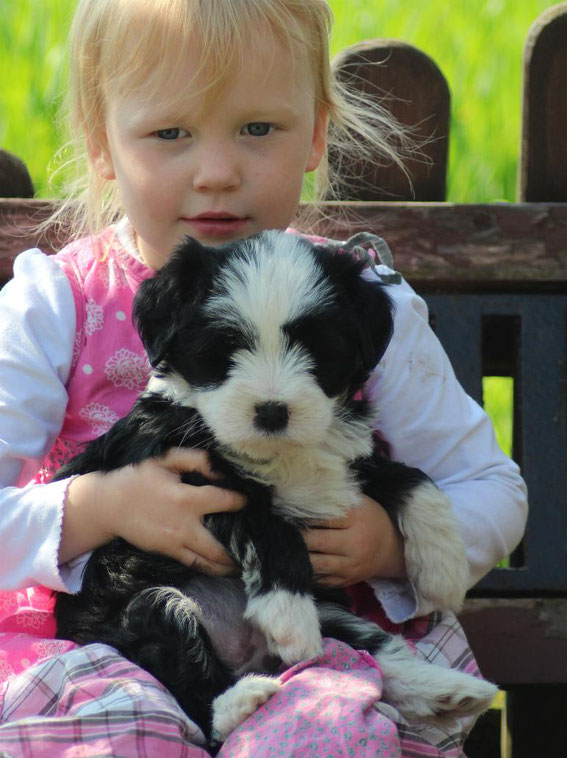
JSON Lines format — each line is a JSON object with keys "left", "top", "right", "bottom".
{"left": 356, "top": 454, "right": 470, "bottom": 612}
{"left": 318, "top": 602, "right": 497, "bottom": 724}
{"left": 120, "top": 587, "right": 235, "bottom": 739}
{"left": 210, "top": 511, "right": 322, "bottom": 664}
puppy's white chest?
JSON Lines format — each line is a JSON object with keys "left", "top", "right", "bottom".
{"left": 251, "top": 450, "right": 361, "bottom": 521}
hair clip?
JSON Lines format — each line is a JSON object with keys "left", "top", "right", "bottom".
{"left": 317, "top": 233, "right": 402, "bottom": 284}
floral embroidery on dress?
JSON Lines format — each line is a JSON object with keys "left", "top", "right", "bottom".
{"left": 31, "top": 639, "right": 72, "bottom": 661}
{"left": 0, "top": 592, "right": 18, "bottom": 613}
{"left": 105, "top": 348, "right": 149, "bottom": 390}
{"left": 0, "top": 656, "right": 15, "bottom": 680}
{"left": 85, "top": 298, "right": 104, "bottom": 336}
{"left": 15, "top": 611, "right": 48, "bottom": 630}
{"left": 79, "top": 402, "right": 120, "bottom": 436}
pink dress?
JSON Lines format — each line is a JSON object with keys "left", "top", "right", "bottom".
{"left": 0, "top": 227, "right": 481, "bottom": 756}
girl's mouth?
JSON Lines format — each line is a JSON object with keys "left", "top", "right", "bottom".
{"left": 182, "top": 213, "right": 250, "bottom": 238}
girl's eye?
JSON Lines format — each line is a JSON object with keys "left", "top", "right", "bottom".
{"left": 242, "top": 122, "right": 273, "bottom": 137}
{"left": 155, "top": 128, "right": 188, "bottom": 141}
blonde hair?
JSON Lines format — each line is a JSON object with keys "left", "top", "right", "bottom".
{"left": 48, "top": 0, "right": 413, "bottom": 239}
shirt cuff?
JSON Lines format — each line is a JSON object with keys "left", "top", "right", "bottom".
{"left": 58, "top": 552, "right": 91, "bottom": 594}
{"left": 367, "top": 577, "right": 419, "bottom": 623}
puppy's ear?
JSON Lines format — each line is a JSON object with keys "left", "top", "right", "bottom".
{"left": 353, "top": 274, "right": 395, "bottom": 371}
{"left": 134, "top": 237, "right": 222, "bottom": 367}
{"left": 312, "top": 246, "right": 395, "bottom": 371}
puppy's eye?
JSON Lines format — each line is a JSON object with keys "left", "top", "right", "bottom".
{"left": 172, "top": 325, "right": 245, "bottom": 388}
{"left": 284, "top": 315, "right": 358, "bottom": 397}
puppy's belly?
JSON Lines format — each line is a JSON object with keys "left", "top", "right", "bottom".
{"left": 181, "top": 575, "right": 278, "bottom": 676}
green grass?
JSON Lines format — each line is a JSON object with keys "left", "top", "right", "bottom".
{"left": 483, "top": 377, "right": 514, "bottom": 457}
{"left": 0, "top": 0, "right": 561, "bottom": 200}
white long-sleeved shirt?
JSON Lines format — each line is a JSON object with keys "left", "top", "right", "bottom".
{"left": 0, "top": 237, "right": 528, "bottom": 620}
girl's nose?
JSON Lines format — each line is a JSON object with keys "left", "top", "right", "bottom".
{"left": 192, "top": 145, "right": 241, "bottom": 192}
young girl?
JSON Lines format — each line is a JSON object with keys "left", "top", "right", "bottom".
{"left": 0, "top": 0, "right": 527, "bottom": 755}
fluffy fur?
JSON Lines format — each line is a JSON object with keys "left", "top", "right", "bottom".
{"left": 54, "top": 231, "right": 496, "bottom": 750}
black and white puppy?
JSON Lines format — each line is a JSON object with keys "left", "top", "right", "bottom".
{"left": 54, "top": 231, "right": 496, "bottom": 748}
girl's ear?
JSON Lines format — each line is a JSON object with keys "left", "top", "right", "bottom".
{"left": 86, "top": 129, "right": 116, "bottom": 180}
{"left": 305, "top": 107, "right": 328, "bottom": 172}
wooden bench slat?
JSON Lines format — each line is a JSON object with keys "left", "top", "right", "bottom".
{"left": 460, "top": 598, "right": 567, "bottom": 686}
{"left": 331, "top": 40, "right": 450, "bottom": 202}
{"left": 3, "top": 200, "right": 567, "bottom": 289}
{"left": 520, "top": 4, "right": 567, "bottom": 202}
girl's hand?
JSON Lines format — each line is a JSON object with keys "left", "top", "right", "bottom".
{"left": 301, "top": 495, "right": 406, "bottom": 587}
{"left": 61, "top": 448, "right": 245, "bottom": 574}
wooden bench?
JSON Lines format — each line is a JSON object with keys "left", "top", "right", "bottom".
{"left": 1, "top": 5, "right": 566, "bottom": 756}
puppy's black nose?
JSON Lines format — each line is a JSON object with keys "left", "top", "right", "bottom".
{"left": 254, "top": 401, "right": 289, "bottom": 432}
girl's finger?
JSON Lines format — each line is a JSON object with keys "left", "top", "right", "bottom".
{"left": 309, "top": 552, "right": 347, "bottom": 576}
{"left": 307, "top": 516, "right": 350, "bottom": 529}
{"left": 313, "top": 574, "right": 346, "bottom": 588}
{"left": 303, "top": 528, "right": 347, "bottom": 555}
{"left": 185, "top": 483, "right": 246, "bottom": 514}
{"left": 178, "top": 547, "right": 237, "bottom": 575}
{"left": 160, "top": 447, "right": 219, "bottom": 478}
{"left": 181, "top": 523, "right": 236, "bottom": 568}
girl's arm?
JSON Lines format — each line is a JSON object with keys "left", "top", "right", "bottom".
{"left": 364, "top": 275, "right": 528, "bottom": 618}
{"left": 0, "top": 250, "right": 242, "bottom": 593}
{"left": 0, "top": 249, "right": 78, "bottom": 591}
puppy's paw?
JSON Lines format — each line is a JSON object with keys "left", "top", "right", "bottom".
{"left": 211, "top": 675, "right": 281, "bottom": 743}
{"left": 387, "top": 668, "right": 498, "bottom": 725}
{"left": 377, "top": 637, "right": 498, "bottom": 724}
{"left": 244, "top": 589, "right": 322, "bottom": 664}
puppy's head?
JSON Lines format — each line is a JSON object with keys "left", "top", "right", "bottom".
{"left": 134, "top": 231, "right": 393, "bottom": 456}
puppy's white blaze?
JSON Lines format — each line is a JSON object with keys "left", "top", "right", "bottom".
{"left": 244, "top": 588, "right": 322, "bottom": 664}
{"left": 397, "top": 481, "right": 470, "bottom": 612}
{"left": 211, "top": 674, "right": 281, "bottom": 742}
{"left": 208, "top": 232, "right": 333, "bottom": 332}
{"left": 376, "top": 636, "right": 498, "bottom": 722}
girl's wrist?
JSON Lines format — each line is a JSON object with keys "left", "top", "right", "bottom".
{"left": 59, "top": 472, "right": 116, "bottom": 564}
{"left": 379, "top": 522, "right": 406, "bottom": 580}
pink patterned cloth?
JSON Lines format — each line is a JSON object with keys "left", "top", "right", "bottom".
{"left": 0, "top": 643, "right": 209, "bottom": 757}
{"left": 33, "top": 225, "right": 154, "bottom": 483}
{"left": 0, "top": 588, "right": 76, "bottom": 683}
{"left": 221, "top": 638, "right": 401, "bottom": 757}
{"left": 0, "top": 621, "right": 476, "bottom": 756}
{"left": 0, "top": 226, "right": 481, "bottom": 754}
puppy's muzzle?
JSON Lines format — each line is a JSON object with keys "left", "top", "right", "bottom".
{"left": 254, "top": 402, "right": 289, "bottom": 433}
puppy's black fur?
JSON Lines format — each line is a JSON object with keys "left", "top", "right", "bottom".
{"left": 54, "top": 231, "right": 492, "bottom": 747}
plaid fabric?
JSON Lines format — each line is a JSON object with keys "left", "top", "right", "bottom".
{"left": 0, "top": 644, "right": 208, "bottom": 757}
{"left": 0, "top": 611, "right": 480, "bottom": 757}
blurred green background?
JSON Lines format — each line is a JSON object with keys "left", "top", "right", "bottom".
{"left": 0, "top": 0, "right": 560, "bottom": 201}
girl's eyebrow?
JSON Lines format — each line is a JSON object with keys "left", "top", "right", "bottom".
{"left": 124, "top": 105, "right": 303, "bottom": 130}
{"left": 241, "top": 104, "right": 303, "bottom": 120}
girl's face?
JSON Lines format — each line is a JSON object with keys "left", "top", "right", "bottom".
{"left": 89, "top": 35, "right": 327, "bottom": 269}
